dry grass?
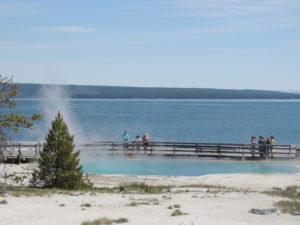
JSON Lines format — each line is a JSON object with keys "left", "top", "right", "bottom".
{"left": 266, "top": 186, "right": 300, "bottom": 200}
{"left": 265, "top": 186, "right": 300, "bottom": 215}
{"left": 112, "top": 218, "right": 128, "bottom": 224}
{"left": 127, "top": 198, "right": 159, "bottom": 207}
{"left": 4, "top": 182, "right": 170, "bottom": 197}
{"left": 119, "top": 183, "right": 170, "bottom": 194}
{"left": 275, "top": 201, "right": 300, "bottom": 215}
{"left": 81, "top": 217, "right": 128, "bottom": 225}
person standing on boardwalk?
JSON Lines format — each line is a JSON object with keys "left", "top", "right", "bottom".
{"left": 250, "top": 136, "right": 257, "bottom": 158}
{"left": 143, "top": 133, "right": 150, "bottom": 152}
{"left": 266, "top": 137, "right": 271, "bottom": 159}
{"left": 269, "top": 136, "right": 276, "bottom": 157}
{"left": 258, "top": 136, "right": 266, "bottom": 159}
{"left": 135, "top": 135, "right": 142, "bottom": 150}
{"left": 123, "top": 130, "right": 129, "bottom": 150}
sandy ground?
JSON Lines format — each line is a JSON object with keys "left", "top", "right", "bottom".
{"left": 0, "top": 163, "right": 300, "bottom": 225}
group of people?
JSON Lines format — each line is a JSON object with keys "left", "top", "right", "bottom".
{"left": 250, "top": 135, "right": 276, "bottom": 158}
{"left": 122, "top": 131, "right": 151, "bottom": 150}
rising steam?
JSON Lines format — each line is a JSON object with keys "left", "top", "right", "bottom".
{"left": 39, "top": 85, "right": 86, "bottom": 144}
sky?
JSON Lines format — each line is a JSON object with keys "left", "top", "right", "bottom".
{"left": 1, "top": 0, "right": 300, "bottom": 90}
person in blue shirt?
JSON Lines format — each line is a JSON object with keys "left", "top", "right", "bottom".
{"left": 123, "top": 131, "right": 129, "bottom": 149}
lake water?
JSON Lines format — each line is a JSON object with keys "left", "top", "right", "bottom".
{"left": 12, "top": 99, "right": 300, "bottom": 176}
{"left": 81, "top": 152, "right": 300, "bottom": 176}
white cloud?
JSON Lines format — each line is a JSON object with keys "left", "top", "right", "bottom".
{"left": 167, "top": 0, "right": 300, "bottom": 18}
{"left": 0, "top": 1, "right": 41, "bottom": 16}
{"left": 35, "top": 26, "right": 98, "bottom": 33}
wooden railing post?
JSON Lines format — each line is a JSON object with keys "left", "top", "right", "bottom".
{"left": 289, "top": 145, "right": 292, "bottom": 160}
{"left": 18, "top": 143, "right": 21, "bottom": 164}
{"left": 195, "top": 144, "right": 198, "bottom": 158}
{"left": 242, "top": 145, "right": 245, "bottom": 161}
{"left": 173, "top": 144, "right": 176, "bottom": 157}
{"left": 112, "top": 143, "right": 115, "bottom": 154}
{"left": 217, "top": 144, "right": 221, "bottom": 159}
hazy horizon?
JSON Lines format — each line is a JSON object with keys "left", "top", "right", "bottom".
{"left": 15, "top": 82, "right": 299, "bottom": 92}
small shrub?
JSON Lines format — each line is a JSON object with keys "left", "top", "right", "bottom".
{"left": 171, "top": 209, "right": 188, "bottom": 217}
{"left": 127, "top": 202, "right": 138, "bottom": 207}
{"left": 168, "top": 204, "right": 180, "bottom": 210}
{"left": 12, "top": 175, "right": 27, "bottom": 184}
{"left": 0, "top": 199, "right": 8, "bottom": 204}
{"left": 81, "top": 203, "right": 92, "bottom": 208}
{"left": 162, "top": 195, "right": 172, "bottom": 200}
{"left": 275, "top": 201, "right": 300, "bottom": 215}
{"left": 59, "top": 204, "right": 66, "bottom": 207}
{"left": 152, "top": 200, "right": 159, "bottom": 205}
{"left": 111, "top": 218, "right": 128, "bottom": 224}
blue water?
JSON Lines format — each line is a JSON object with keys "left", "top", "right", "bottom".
{"left": 11, "top": 99, "right": 300, "bottom": 175}
{"left": 13, "top": 99, "right": 300, "bottom": 144}
{"left": 81, "top": 152, "right": 300, "bottom": 176}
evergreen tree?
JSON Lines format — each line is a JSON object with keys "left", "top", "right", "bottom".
{"left": 0, "top": 75, "right": 40, "bottom": 162}
{"left": 33, "top": 112, "right": 86, "bottom": 189}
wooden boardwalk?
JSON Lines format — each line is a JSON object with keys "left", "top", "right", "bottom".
{"left": 1, "top": 141, "right": 299, "bottom": 162}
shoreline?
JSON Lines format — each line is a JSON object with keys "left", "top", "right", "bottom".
{"left": 1, "top": 163, "right": 300, "bottom": 191}
{"left": 1, "top": 163, "right": 300, "bottom": 225}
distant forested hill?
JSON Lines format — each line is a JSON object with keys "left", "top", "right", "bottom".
{"left": 15, "top": 83, "right": 300, "bottom": 99}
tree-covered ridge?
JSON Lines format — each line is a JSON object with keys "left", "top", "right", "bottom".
{"left": 16, "top": 83, "right": 300, "bottom": 99}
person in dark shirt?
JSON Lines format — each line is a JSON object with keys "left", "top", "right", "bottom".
{"left": 258, "top": 136, "right": 266, "bottom": 159}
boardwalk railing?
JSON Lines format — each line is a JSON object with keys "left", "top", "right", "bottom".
{"left": 81, "top": 141, "right": 298, "bottom": 160}
{"left": 0, "top": 141, "right": 299, "bottom": 162}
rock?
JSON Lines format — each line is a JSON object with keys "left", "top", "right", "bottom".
{"left": 250, "top": 208, "right": 277, "bottom": 215}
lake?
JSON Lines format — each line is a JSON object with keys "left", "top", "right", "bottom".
{"left": 11, "top": 99, "right": 300, "bottom": 176}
